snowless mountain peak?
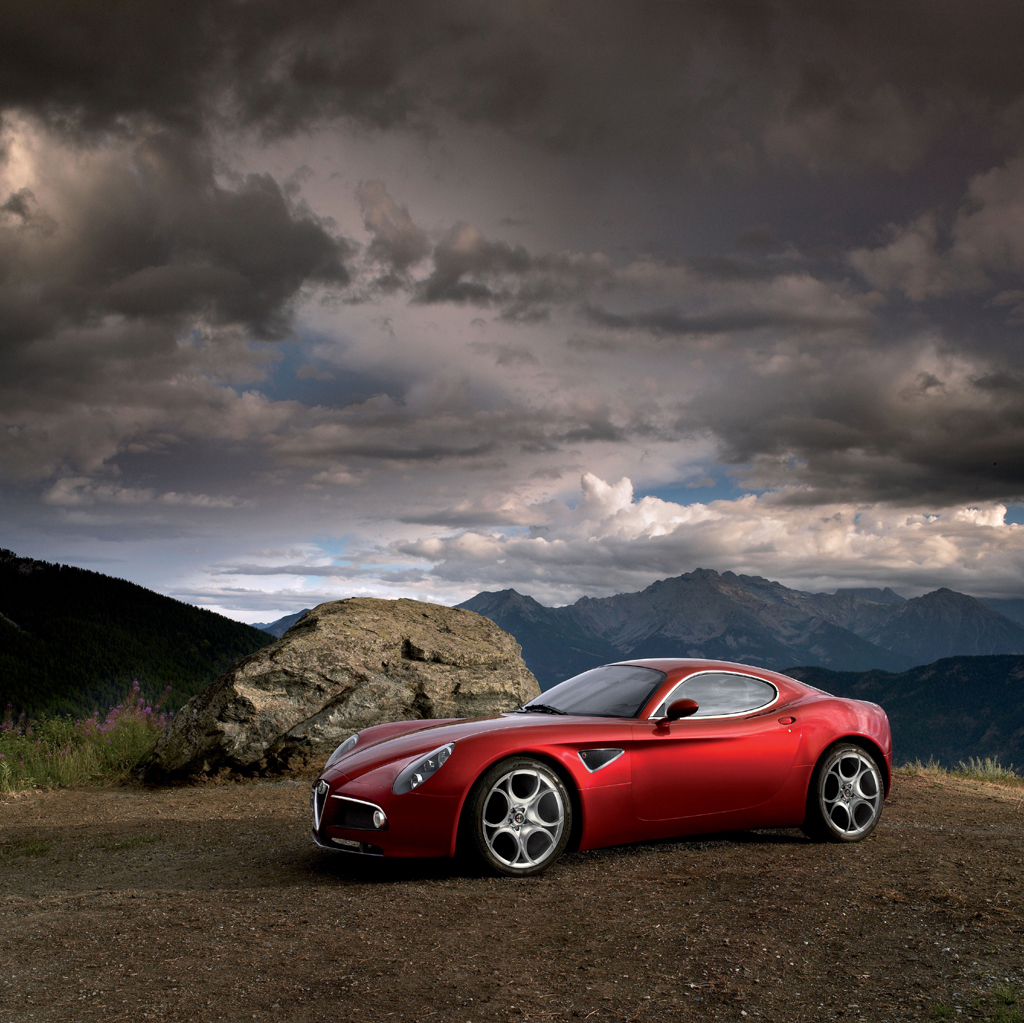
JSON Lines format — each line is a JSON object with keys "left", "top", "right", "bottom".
{"left": 460, "top": 569, "right": 1024, "bottom": 690}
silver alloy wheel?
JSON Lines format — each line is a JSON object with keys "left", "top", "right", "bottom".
{"left": 481, "top": 765, "right": 566, "bottom": 870}
{"left": 820, "top": 749, "right": 882, "bottom": 838}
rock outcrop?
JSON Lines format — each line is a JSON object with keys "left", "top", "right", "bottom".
{"left": 140, "top": 597, "right": 540, "bottom": 782}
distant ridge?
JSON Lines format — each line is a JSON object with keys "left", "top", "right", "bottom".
{"left": 459, "top": 569, "right": 1024, "bottom": 689}
{"left": 981, "top": 598, "right": 1024, "bottom": 627}
{"left": 834, "top": 587, "right": 906, "bottom": 605}
{"left": 0, "top": 549, "right": 273, "bottom": 716}
{"left": 252, "top": 608, "right": 311, "bottom": 638}
{"left": 458, "top": 589, "right": 620, "bottom": 688}
{"left": 787, "top": 656, "right": 1024, "bottom": 767}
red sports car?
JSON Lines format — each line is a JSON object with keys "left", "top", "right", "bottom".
{"left": 310, "top": 658, "right": 892, "bottom": 876}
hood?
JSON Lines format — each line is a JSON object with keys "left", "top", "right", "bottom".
{"left": 320, "top": 713, "right": 521, "bottom": 781}
{"left": 320, "top": 711, "right": 620, "bottom": 783}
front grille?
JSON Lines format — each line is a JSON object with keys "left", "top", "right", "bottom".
{"left": 330, "top": 796, "right": 385, "bottom": 831}
{"left": 311, "top": 780, "right": 329, "bottom": 831}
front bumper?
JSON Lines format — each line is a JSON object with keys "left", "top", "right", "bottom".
{"left": 310, "top": 774, "right": 461, "bottom": 858}
{"left": 311, "top": 828, "right": 384, "bottom": 856}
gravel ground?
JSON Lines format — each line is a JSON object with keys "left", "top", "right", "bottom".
{"left": 1, "top": 770, "right": 1022, "bottom": 1022}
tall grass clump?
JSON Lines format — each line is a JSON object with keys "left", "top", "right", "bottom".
{"left": 0, "top": 681, "right": 171, "bottom": 793}
{"left": 956, "top": 756, "right": 1020, "bottom": 781}
{"left": 900, "top": 756, "right": 947, "bottom": 778}
{"left": 900, "top": 756, "right": 1023, "bottom": 787}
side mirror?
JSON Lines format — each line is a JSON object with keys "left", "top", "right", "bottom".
{"left": 665, "top": 698, "right": 699, "bottom": 721}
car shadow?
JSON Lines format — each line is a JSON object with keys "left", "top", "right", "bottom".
{"left": 307, "top": 848, "right": 482, "bottom": 884}
{"left": 302, "top": 826, "right": 813, "bottom": 884}
{"left": 563, "top": 826, "right": 811, "bottom": 864}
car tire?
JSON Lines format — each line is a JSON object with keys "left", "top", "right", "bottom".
{"left": 802, "top": 743, "right": 884, "bottom": 843}
{"left": 468, "top": 757, "right": 572, "bottom": 876}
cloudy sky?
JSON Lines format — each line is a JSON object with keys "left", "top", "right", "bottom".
{"left": 5, "top": 1, "right": 1024, "bottom": 620}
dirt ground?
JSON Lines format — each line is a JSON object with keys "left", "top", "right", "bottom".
{"left": 1, "top": 771, "right": 1022, "bottom": 1023}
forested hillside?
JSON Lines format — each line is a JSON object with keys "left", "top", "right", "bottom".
{"left": 787, "top": 656, "right": 1024, "bottom": 767}
{"left": 0, "top": 550, "right": 273, "bottom": 716}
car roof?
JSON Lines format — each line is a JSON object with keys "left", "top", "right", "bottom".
{"left": 614, "top": 656, "right": 783, "bottom": 674}
{"left": 611, "top": 657, "right": 805, "bottom": 689}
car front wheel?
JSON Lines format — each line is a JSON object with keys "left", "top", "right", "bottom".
{"left": 469, "top": 757, "right": 572, "bottom": 876}
{"left": 803, "top": 743, "right": 884, "bottom": 842}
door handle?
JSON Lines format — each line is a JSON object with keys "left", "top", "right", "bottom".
{"left": 778, "top": 716, "right": 796, "bottom": 725}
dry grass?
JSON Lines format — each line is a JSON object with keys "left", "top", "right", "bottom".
{"left": 900, "top": 757, "right": 1024, "bottom": 788}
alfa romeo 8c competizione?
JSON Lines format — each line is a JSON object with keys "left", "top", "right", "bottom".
{"left": 311, "top": 658, "right": 892, "bottom": 875}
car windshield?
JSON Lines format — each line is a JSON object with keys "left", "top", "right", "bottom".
{"left": 520, "top": 664, "right": 667, "bottom": 718}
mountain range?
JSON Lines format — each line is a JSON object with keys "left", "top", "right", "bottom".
{"left": 252, "top": 608, "right": 310, "bottom": 638}
{"left": 458, "top": 569, "right": 1024, "bottom": 689}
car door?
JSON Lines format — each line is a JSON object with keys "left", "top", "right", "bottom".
{"left": 631, "top": 671, "right": 801, "bottom": 822}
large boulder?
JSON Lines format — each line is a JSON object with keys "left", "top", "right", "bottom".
{"left": 140, "top": 597, "right": 540, "bottom": 782}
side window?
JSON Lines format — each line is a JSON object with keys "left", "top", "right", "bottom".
{"left": 657, "top": 672, "right": 777, "bottom": 718}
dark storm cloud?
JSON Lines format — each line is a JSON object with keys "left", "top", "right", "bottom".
{"left": 0, "top": 187, "right": 36, "bottom": 220}
{"left": 5, "top": 2, "right": 1024, "bottom": 168}
{"left": 304, "top": 440, "right": 496, "bottom": 463}
{"left": 269, "top": 395, "right": 658, "bottom": 477}
{"left": 582, "top": 299, "right": 868, "bottom": 337}
{"left": 356, "top": 180, "right": 431, "bottom": 292}
{"left": 416, "top": 224, "right": 533, "bottom": 305}
{"left": 678, "top": 349, "right": 1024, "bottom": 506}
{"left": 0, "top": 1, "right": 426, "bottom": 136}
{"left": 0, "top": 122, "right": 351, "bottom": 481}
{"left": 3, "top": 0, "right": 1022, "bottom": 363}
{"left": 0, "top": 131, "right": 348, "bottom": 348}
{"left": 348, "top": 182, "right": 611, "bottom": 314}
{"left": 6, "top": 0, "right": 1024, "bottom": 518}
{"left": 360, "top": 212, "right": 613, "bottom": 317}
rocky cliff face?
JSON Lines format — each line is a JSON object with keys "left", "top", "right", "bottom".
{"left": 140, "top": 597, "right": 540, "bottom": 782}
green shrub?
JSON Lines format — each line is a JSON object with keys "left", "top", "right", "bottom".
{"left": 0, "top": 681, "right": 170, "bottom": 792}
{"left": 994, "top": 984, "right": 1018, "bottom": 1006}
{"left": 993, "top": 985, "right": 1024, "bottom": 1023}
{"left": 0, "top": 839, "right": 52, "bottom": 860}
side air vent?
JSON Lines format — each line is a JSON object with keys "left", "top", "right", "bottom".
{"left": 577, "top": 748, "right": 625, "bottom": 773}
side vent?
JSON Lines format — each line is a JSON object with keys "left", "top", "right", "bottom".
{"left": 577, "top": 748, "right": 625, "bottom": 773}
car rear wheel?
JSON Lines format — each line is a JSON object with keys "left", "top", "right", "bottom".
{"left": 469, "top": 757, "right": 572, "bottom": 876}
{"left": 803, "top": 743, "right": 884, "bottom": 842}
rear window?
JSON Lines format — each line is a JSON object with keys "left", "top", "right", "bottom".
{"left": 521, "top": 665, "right": 667, "bottom": 718}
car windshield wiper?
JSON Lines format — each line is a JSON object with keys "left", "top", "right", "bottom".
{"left": 517, "top": 703, "right": 569, "bottom": 714}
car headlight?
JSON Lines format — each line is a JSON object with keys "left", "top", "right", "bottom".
{"left": 325, "top": 733, "right": 359, "bottom": 768}
{"left": 392, "top": 743, "right": 455, "bottom": 795}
